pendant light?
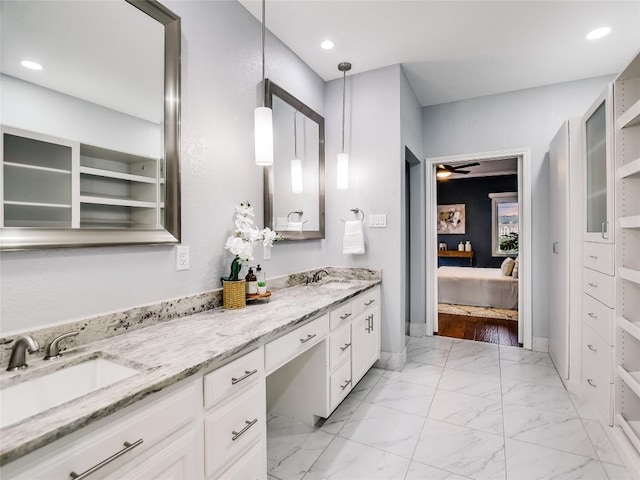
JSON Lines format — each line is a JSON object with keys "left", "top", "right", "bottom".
{"left": 291, "top": 111, "right": 304, "bottom": 193}
{"left": 337, "top": 62, "right": 351, "bottom": 190}
{"left": 255, "top": 0, "right": 273, "bottom": 166}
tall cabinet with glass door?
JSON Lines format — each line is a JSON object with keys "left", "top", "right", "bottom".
{"left": 581, "top": 85, "right": 616, "bottom": 426}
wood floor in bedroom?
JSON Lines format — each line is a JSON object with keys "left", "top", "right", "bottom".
{"left": 437, "top": 313, "right": 520, "bottom": 346}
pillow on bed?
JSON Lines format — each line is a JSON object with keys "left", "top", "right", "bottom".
{"left": 512, "top": 257, "right": 519, "bottom": 279}
{"left": 501, "top": 257, "right": 515, "bottom": 276}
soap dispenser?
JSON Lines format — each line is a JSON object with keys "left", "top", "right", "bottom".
{"left": 256, "top": 265, "right": 267, "bottom": 294}
{"left": 245, "top": 267, "right": 257, "bottom": 295}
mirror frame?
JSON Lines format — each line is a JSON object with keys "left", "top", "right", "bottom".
{"left": 264, "top": 79, "right": 325, "bottom": 240}
{"left": 0, "top": 0, "right": 181, "bottom": 250}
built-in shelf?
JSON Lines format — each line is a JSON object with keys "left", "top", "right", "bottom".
{"left": 618, "top": 99, "right": 640, "bottom": 129}
{"left": 617, "top": 414, "right": 640, "bottom": 454}
{"left": 619, "top": 316, "right": 640, "bottom": 343}
{"left": 4, "top": 161, "right": 71, "bottom": 175}
{"left": 620, "top": 267, "right": 640, "bottom": 285}
{"left": 79, "top": 195, "right": 156, "bottom": 209}
{"left": 618, "top": 366, "right": 640, "bottom": 398}
{"left": 619, "top": 157, "right": 640, "bottom": 179}
{"left": 2, "top": 219, "right": 70, "bottom": 228}
{"left": 4, "top": 200, "right": 71, "bottom": 209}
{"left": 619, "top": 216, "right": 640, "bottom": 229}
{"left": 79, "top": 166, "right": 156, "bottom": 184}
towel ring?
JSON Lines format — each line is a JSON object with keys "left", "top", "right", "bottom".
{"left": 341, "top": 208, "right": 365, "bottom": 223}
{"left": 287, "top": 210, "right": 308, "bottom": 224}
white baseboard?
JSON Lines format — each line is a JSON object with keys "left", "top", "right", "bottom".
{"left": 375, "top": 348, "right": 406, "bottom": 371}
{"left": 409, "top": 322, "right": 427, "bottom": 337}
{"left": 532, "top": 336, "right": 549, "bottom": 352}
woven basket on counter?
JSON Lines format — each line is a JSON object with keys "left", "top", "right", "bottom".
{"left": 222, "top": 279, "right": 246, "bottom": 309}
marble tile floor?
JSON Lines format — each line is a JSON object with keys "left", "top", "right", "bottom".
{"left": 266, "top": 337, "right": 634, "bottom": 480}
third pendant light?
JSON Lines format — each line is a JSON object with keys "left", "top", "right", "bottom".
{"left": 337, "top": 61, "right": 351, "bottom": 190}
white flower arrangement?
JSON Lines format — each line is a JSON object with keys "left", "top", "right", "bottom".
{"left": 223, "top": 202, "right": 281, "bottom": 281}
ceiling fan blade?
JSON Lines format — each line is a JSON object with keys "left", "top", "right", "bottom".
{"left": 452, "top": 162, "right": 480, "bottom": 170}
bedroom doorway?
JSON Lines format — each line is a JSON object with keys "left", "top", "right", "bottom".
{"left": 425, "top": 148, "right": 532, "bottom": 349}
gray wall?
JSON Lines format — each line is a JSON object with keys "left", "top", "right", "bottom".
{"left": 422, "top": 75, "right": 614, "bottom": 338}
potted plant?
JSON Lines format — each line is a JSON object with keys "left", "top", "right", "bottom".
{"left": 221, "top": 202, "right": 280, "bottom": 309}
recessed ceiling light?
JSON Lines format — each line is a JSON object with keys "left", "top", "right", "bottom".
{"left": 21, "top": 60, "right": 43, "bottom": 70}
{"left": 586, "top": 27, "right": 611, "bottom": 40}
{"left": 320, "top": 40, "right": 334, "bottom": 50}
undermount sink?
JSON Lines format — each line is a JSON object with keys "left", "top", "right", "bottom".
{"left": 0, "top": 357, "right": 139, "bottom": 429}
{"left": 316, "top": 281, "right": 358, "bottom": 290}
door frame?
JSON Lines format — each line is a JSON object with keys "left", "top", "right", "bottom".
{"left": 425, "top": 148, "right": 533, "bottom": 350}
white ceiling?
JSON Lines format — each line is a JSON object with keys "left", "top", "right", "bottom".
{"left": 240, "top": 0, "right": 640, "bottom": 106}
{"left": 0, "top": 1, "right": 164, "bottom": 123}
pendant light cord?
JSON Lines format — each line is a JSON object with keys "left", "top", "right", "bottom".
{"left": 294, "top": 111, "right": 298, "bottom": 159}
{"left": 341, "top": 69, "right": 346, "bottom": 153}
{"left": 261, "top": 0, "right": 266, "bottom": 107}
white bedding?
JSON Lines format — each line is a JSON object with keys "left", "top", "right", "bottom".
{"left": 438, "top": 266, "right": 518, "bottom": 310}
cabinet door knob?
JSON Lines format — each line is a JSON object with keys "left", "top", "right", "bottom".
{"left": 340, "top": 313, "right": 352, "bottom": 320}
{"left": 69, "top": 439, "right": 143, "bottom": 479}
{"left": 300, "top": 333, "right": 317, "bottom": 344}
{"left": 587, "top": 283, "right": 598, "bottom": 288}
{"left": 364, "top": 299, "right": 375, "bottom": 306}
{"left": 587, "top": 379, "right": 597, "bottom": 388}
{"left": 231, "top": 369, "right": 258, "bottom": 385}
{"left": 587, "top": 312, "right": 598, "bottom": 319}
{"left": 340, "top": 379, "right": 352, "bottom": 390}
{"left": 588, "top": 255, "right": 598, "bottom": 259}
{"left": 231, "top": 418, "right": 258, "bottom": 441}
{"left": 340, "top": 343, "right": 351, "bottom": 352}
{"left": 601, "top": 221, "right": 609, "bottom": 239}
{"left": 587, "top": 344, "right": 597, "bottom": 352}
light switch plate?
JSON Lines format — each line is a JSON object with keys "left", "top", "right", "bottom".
{"left": 369, "top": 214, "right": 387, "bottom": 228}
{"left": 176, "top": 245, "right": 190, "bottom": 270}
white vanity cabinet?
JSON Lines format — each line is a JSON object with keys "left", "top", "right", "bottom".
{"left": 1, "top": 381, "right": 204, "bottom": 480}
{"left": 351, "top": 288, "right": 381, "bottom": 385}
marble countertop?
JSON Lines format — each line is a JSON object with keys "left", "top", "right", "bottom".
{"left": 0, "top": 276, "right": 380, "bottom": 465}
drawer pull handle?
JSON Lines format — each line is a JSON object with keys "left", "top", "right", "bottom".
{"left": 588, "top": 255, "right": 599, "bottom": 259}
{"left": 587, "top": 344, "right": 597, "bottom": 352}
{"left": 232, "top": 418, "right": 258, "bottom": 441}
{"left": 340, "top": 379, "right": 352, "bottom": 390}
{"left": 587, "top": 312, "right": 598, "bottom": 319}
{"left": 231, "top": 369, "right": 258, "bottom": 385}
{"left": 340, "top": 313, "right": 352, "bottom": 320}
{"left": 300, "top": 334, "right": 317, "bottom": 344}
{"left": 69, "top": 439, "right": 143, "bottom": 479}
{"left": 587, "top": 283, "right": 598, "bottom": 288}
{"left": 587, "top": 379, "right": 597, "bottom": 388}
{"left": 340, "top": 343, "right": 352, "bottom": 351}
{"left": 364, "top": 299, "right": 375, "bottom": 306}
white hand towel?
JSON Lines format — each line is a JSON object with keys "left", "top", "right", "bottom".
{"left": 343, "top": 220, "right": 365, "bottom": 254}
{"left": 288, "top": 221, "right": 304, "bottom": 231}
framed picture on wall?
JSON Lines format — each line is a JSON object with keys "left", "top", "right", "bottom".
{"left": 437, "top": 204, "right": 466, "bottom": 234}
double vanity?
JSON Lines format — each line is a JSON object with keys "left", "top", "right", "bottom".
{"left": 0, "top": 271, "right": 381, "bottom": 480}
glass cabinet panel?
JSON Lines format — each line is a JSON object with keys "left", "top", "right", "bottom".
{"left": 585, "top": 102, "right": 607, "bottom": 234}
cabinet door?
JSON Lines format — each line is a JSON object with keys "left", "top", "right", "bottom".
{"left": 583, "top": 85, "right": 615, "bottom": 243}
{"left": 108, "top": 426, "right": 202, "bottom": 480}
{"left": 351, "top": 313, "right": 370, "bottom": 385}
{"left": 367, "top": 306, "right": 381, "bottom": 368}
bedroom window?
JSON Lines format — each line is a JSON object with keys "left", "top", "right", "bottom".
{"left": 489, "top": 192, "right": 519, "bottom": 257}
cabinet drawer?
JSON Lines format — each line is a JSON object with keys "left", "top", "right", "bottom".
{"left": 265, "top": 314, "right": 329, "bottom": 373}
{"left": 582, "top": 324, "right": 614, "bottom": 423}
{"left": 582, "top": 293, "right": 615, "bottom": 346}
{"left": 204, "top": 347, "right": 264, "bottom": 409}
{"left": 352, "top": 286, "right": 380, "bottom": 317}
{"left": 583, "top": 242, "right": 615, "bottom": 275}
{"left": 204, "top": 383, "right": 265, "bottom": 478}
{"left": 330, "top": 302, "right": 353, "bottom": 330}
{"left": 583, "top": 267, "right": 615, "bottom": 308}
{"left": 330, "top": 359, "right": 352, "bottom": 411}
{"left": 329, "top": 322, "right": 351, "bottom": 371}
{"left": 7, "top": 381, "right": 200, "bottom": 480}
{"left": 216, "top": 439, "right": 266, "bottom": 480}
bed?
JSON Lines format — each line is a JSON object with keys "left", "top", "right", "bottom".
{"left": 438, "top": 266, "right": 518, "bottom": 310}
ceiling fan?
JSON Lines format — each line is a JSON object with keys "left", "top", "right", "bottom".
{"left": 436, "top": 162, "right": 480, "bottom": 179}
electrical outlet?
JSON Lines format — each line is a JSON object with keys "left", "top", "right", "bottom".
{"left": 176, "top": 245, "right": 190, "bottom": 271}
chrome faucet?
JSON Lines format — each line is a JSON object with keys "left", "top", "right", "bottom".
{"left": 311, "top": 269, "right": 329, "bottom": 283}
{"left": 44, "top": 331, "right": 79, "bottom": 360}
{"left": 6, "top": 335, "right": 40, "bottom": 371}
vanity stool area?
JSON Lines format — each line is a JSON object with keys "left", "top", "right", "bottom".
{"left": 0, "top": 281, "right": 381, "bottom": 480}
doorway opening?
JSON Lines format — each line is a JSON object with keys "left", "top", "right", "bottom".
{"left": 425, "top": 149, "right": 532, "bottom": 349}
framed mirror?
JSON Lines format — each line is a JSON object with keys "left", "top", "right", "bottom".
{"left": 0, "top": 0, "right": 181, "bottom": 250}
{"left": 264, "top": 80, "right": 325, "bottom": 240}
